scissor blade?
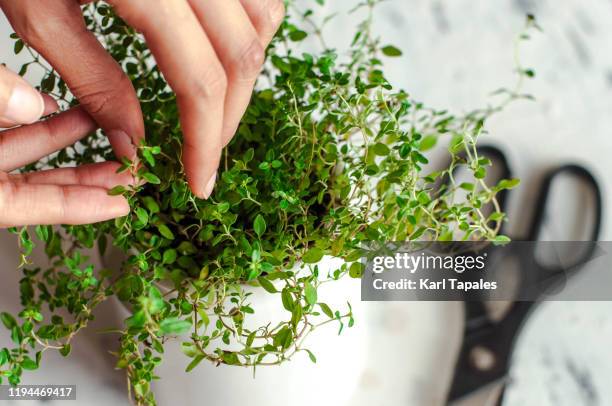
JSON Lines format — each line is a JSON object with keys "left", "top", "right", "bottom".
{"left": 448, "top": 381, "right": 505, "bottom": 406}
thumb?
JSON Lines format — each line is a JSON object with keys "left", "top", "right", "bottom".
{"left": 0, "top": 65, "right": 45, "bottom": 128}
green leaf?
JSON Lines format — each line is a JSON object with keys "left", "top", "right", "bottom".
{"left": 157, "top": 225, "right": 175, "bottom": 240}
{"left": 185, "top": 355, "right": 205, "bottom": 372}
{"left": 18, "top": 64, "right": 28, "bottom": 76}
{"left": 305, "top": 349, "right": 317, "bottom": 363}
{"left": 162, "top": 248, "right": 177, "bottom": 264}
{"left": 148, "top": 286, "right": 165, "bottom": 315}
{"left": 493, "top": 235, "right": 511, "bottom": 245}
{"left": 523, "top": 68, "right": 535, "bottom": 78}
{"left": 11, "top": 326, "right": 22, "bottom": 345}
{"left": 496, "top": 178, "right": 521, "bottom": 190}
{"left": 142, "top": 196, "right": 160, "bottom": 214}
{"left": 254, "top": 214, "right": 266, "bottom": 237}
{"left": 0, "top": 313, "right": 17, "bottom": 330}
{"left": 59, "top": 344, "right": 71, "bottom": 357}
{"left": 21, "top": 356, "right": 38, "bottom": 370}
{"left": 318, "top": 303, "right": 334, "bottom": 319}
{"left": 419, "top": 135, "right": 437, "bottom": 151}
{"left": 349, "top": 262, "right": 364, "bottom": 278}
{"left": 217, "top": 202, "right": 230, "bottom": 213}
{"left": 416, "top": 191, "right": 430, "bottom": 205}
{"left": 290, "top": 302, "right": 303, "bottom": 328}
{"left": 243, "top": 148, "right": 255, "bottom": 162}
{"left": 35, "top": 225, "right": 50, "bottom": 242}
{"left": 181, "top": 342, "right": 198, "bottom": 358}
{"left": 304, "top": 283, "right": 317, "bottom": 305}
{"left": 0, "top": 348, "right": 9, "bottom": 366}
{"left": 41, "top": 74, "right": 55, "bottom": 93}
{"left": 382, "top": 45, "right": 402, "bottom": 57}
{"left": 142, "top": 149, "right": 156, "bottom": 167}
{"left": 135, "top": 207, "right": 149, "bottom": 225}
{"left": 372, "top": 142, "right": 390, "bottom": 156}
{"left": 488, "top": 212, "right": 505, "bottom": 223}
{"left": 177, "top": 241, "right": 197, "bottom": 255}
{"left": 273, "top": 326, "right": 293, "bottom": 349}
{"left": 30, "top": 311, "right": 43, "bottom": 322}
{"left": 108, "top": 185, "right": 126, "bottom": 196}
{"left": 247, "top": 266, "right": 261, "bottom": 281}
{"left": 303, "top": 248, "right": 324, "bottom": 264}
{"left": 281, "top": 288, "right": 294, "bottom": 311}
{"left": 474, "top": 167, "right": 486, "bottom": 179}
{"left": 142, "top": 172, "right": 161, "bottom": 185}
{"left": 159, "top": 318, "right": 191, "bottom": 335}
{"left": 14, "top": 39, "right": 24, "bottom": 54}
{"left": 459, "top": 182, "right": 475, "bottom": 192}
{"left": 289, "top": 30, "right": 308, "bottom": 42}
{"left": 257, "top": 277, "right": 277, "bottom": 293}
{"left": 125, "top": 308, "right": 145, "bottom": 328}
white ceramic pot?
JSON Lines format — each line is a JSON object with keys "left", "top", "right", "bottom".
{"left": 102, "top": 247, "right": 369, "bottom": 405}
{"left": 100, "top": 246, "right": 463, "bottom": 406}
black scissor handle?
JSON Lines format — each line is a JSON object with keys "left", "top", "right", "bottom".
{"left": 527, "top": 164, "right": 603, "bottom": 263}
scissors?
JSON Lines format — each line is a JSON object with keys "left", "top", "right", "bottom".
{"left": 444, "top": 145, "right": 603, "bottom": 405}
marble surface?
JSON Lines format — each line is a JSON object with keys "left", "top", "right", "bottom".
{"left": 2, "top": 0, "right": 612, "bottom": 405}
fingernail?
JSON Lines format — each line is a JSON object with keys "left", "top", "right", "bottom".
{"left": 41, "top": 93, "right": 60, "bottom": 116}
{"left": 203, "top": 173, "right": 217, "bottom": 199}
{"left": 4, "top": 82, "right": 44, "bottom": 124}
{"left": 112, "top": 197, "right": 132, "bottom": 218}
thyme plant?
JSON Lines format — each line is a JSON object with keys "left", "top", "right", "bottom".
{"left": 1, "top": 1, "right": 538, "bottom": 404}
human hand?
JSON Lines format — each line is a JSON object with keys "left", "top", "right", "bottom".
{"left": 0, "top": 66, "right": 132, "bottom": 227}
{"left": 0, "top": 0, "right": 285, "bottom": 199}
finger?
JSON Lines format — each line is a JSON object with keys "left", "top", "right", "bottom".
{"left": 41, "top": 94, "right": 59, "bottom": 117}
{"left": 0, "top": 65, "right": 45, "bottom": 128}
{"left": 0, "top": 107, "right": 96, "bottom": 172}
{"left": 0, "top": 0, "right": 144, "bottom": 159}
{"left": 188, "top": 0, "right": 265, "bottom": 145}
{"left": 0, "top": 182, "right": 130, "bottom": 227}
{"left": 8, "top": 161, "right": 135, "bottom": 189}
{"left": 109, "top": 0, "right": 224, "bottom": 198}
{"left": 239, "top": 0, "right": 285, "bottom": 44}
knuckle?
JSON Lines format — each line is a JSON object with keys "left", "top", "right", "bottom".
{"left": 74, "top": 166, "right": 88, "bottom": 186}
{"left": 79, "top": 88, "right": 113, "bottom": 116}
{"left": 12, "top": 4, "right": 84, "bottom": 48}
{"left": 191, "top": 65, "right": 228, "bottom": 99}
{"left": 0, "top": 181, "right": 15, "bottom": 224}
{"left": 229, "top": 39, "right": 265, "bottom": 79}
{"left": 0, "top": 70, "right": 8, "bottom": 106}
{"left": 58, "top": 187, "right": 69, "bottom": 221}
{"left": 74, "top": 71, "right": 131, "bottom": 116}
{"left": 13, "top": 14, "right": 45, "bottom": 48}
{"left": 39, "top": 119, "right": 60, "bottom": 150}
{"left": 0, "top": 134, "right": 8, "bottom": 168}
